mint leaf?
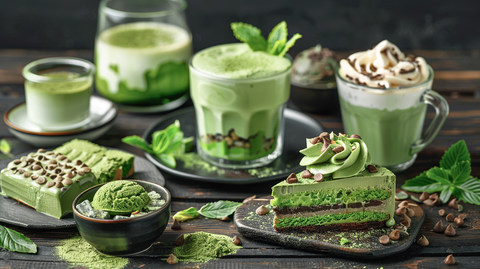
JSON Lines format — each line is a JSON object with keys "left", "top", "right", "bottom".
{"left": 426, "top": 167, "right": 452, "bottom": 184}
{"left": 450, "top": 161, "right": 471, "bottom": 185}
{"left": 455, "top": 177, "right": 480, "bottom": 205}
{"left": 121, "top": 135, "right": 154, "bottom": 154}
{"left": 440, "top": 140, "right": 470, "bottom": 169}
{"left": 231, "top": 22, "right": 268, "bottom": 52}
{"left": 278, "top": 33, "right": 302, "bottom": 57}
{"left": 159, "top": 153, "right": 176, "bottom": 168}
{"left": 198, "top": 200, "right": 243, "bottom": 219}
{"left": 0, "top": 224, "right": 37, "bottom": 253}
{"left": 439, "top": 186, "right": 453, "bottom": 204}
{"left": 267, "top": 21, "right": 287, "bottom": 54}
{"left": 173, "top": 207, "right": 199, "bottom": 222}
{"left": 401, "top": 171, "right": 447, "bottom": 193}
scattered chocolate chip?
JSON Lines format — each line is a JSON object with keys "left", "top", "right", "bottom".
{"left": 395, "top": 207, "right": 406, "bottom": 216}
{"left": 398, "top": 201, "right": 409, "bottom": 208}
{"left": 56, "top": 182, "right": 64, "bottom": 188}
{"left": 366, "top": 165, "right": 378, "bottom": 173}
{"left": 167, "top": 254, "right": 178, "bottom": 265}
{"left": 175, "top": 234, "right": 184, "bottom": 246}
{"left": 454, "top": 217, "right": 464, "bottom": 227}
{"left": 286, "top": 173, "right": 298, "bottom": 184}
{"left": 23, "top": 172, "right": 31, "bottom": 178}
{"left": 458, "top": 213, "right": 467, "bottom": 220}
{"left": 438, "top": 209, "right": 446, "bottom": 216}
{"left": 61, "top": 187, "right": 67, "bottom": 191}
{"left": 243, "top": 195, "right": 256, "bottom": 203}
{"left": 389, "top": 229, "right": 401, "bottom": 241}
{"left": 350, "top": 134, "right": 362, "bottom": 139}
{"left": 405, "top": 207, "right": 416, "bottom": 218}
{"left": 332, "top": 146, "right": 345, "bottom": 154}
{"left": 416, "top": 235, "right": 429, "bottom": 246}
{"left": 220, "top": 216, "right": 229, "bottom": 221}
{"left": 309, "top": 137, "right": 320, "bottom": 145}
{"left": 423, "top": 199, "right": 435, "bottom": 207}
{"left": 83, "top": 167, "right": 91, "bottom": 173}
{"left": 433, "top": 220, "right": 444, "bottom": 233}
{"left": 256, "top": 205, "right": 269, "bottom": 215}
{"left": 429, "top": 193, "right": 439, "bottom": 200}
{"left": 400, "top": 214, "right": 411, "bottom": 228}
{"left": 301, "top": 170, "right": 313, "bottom": 179}
{"left": 419, "top": 191, "right": 429, "bottom": 201}
{"left": 444, "top": 224, "right": 456, "bottom": 236}
{"left": 171, "top": 218, "right": 181, "bottom": 230}
{"left": 446, "top": 213, "right": 455, "bottom": 222}
{"left": 232, "top": 236, "right": 242, "bottom": 246}
{"left": 62, "top": 178, "right": 73, "bottom": 186}
{"left": 448, "top": 198, "right": 458, "bottom": 210}
{"left": 46, "top": 181, "right": 55, "bottom": 188}
{"left": 444, "top": 254, "right": 455, "bottom": 265}
{"left": 75, "top": 160, "right": 83, "bottom": 166}
{"left": 36, "top": 177, "right": 46, "bottom": 185}
{"left": 13, "top": 159, "right": 21, "bottom": 165}
{"left": 314, "top": 173, "right": 324, "bottom": 182}
{"left": 379, "top": 235, "right": 390, "bottom": 245}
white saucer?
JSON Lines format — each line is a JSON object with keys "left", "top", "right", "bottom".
{"left": 4, "top": 96, "right": 118, "bottom": 148}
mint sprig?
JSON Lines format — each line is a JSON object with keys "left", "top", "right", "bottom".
{"left": 122, "top": 120, "right": 193, "bottom": 168}
{"left": 231, "top": 21, "right": 302, "bottom": 57}
{"left": 198, "top": 200, "right": 243, "bottom": 219}
{"left": 402, "top": 140, "right": 480, "bottom": 205}
{"left": 0, "top": 224, "right": 37, "bottom": 253}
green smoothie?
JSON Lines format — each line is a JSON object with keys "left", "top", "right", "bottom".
{"left": 25, "top": 71, "right": 92, "bottom": 128}
{"left": 95, "top": 21, "right": 192, "bottom": 105}
{"left": 190, "top": 43, "right": 291, "bottom": 166}
{"left": 339, "top": 96, "right": 427, "bottom": 167}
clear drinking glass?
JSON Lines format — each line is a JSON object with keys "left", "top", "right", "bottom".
{"left": 189, "top": 44, "right": 292, "bottom": 169}
{"left": 95, "top": 0, "right": 192, "bottom": 112}
{"left": 336, "top": 65, "right": 449, "bottom": 172}
{"left": 23, "top": 57, "right": 95, "bottom": 131}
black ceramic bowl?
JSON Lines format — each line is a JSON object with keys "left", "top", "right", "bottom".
{"left": 73, "top": 180, "right": 171, "bottom": 256}
{"left": 290, "top": 82, "right": 339, "bottom": 115}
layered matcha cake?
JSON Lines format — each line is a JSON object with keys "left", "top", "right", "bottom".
{"left": 271, "top": 132, "right": 396, "bottom": 232}
{"left": 0, "top": 139, "right": 135, "bottom": 219}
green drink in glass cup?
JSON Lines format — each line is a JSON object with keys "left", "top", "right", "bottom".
{"left": 95, "top": 0, "right": 192, "bottom": 112}
{"left": 189, "top": 22, "right": 301, "bottom": 168}
{"left": 336, "top": 40, "right": 449, "bottom": 173}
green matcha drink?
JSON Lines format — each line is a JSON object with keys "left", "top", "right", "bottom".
{"left": 23, "top": 57, "right": 94, "bottom": 130}
{"left": 95, "top": 21, "right": 192, "bottom": 106}
{"left": 336, "top": 40, "right": 449, "bottom": 172}
{"left": 190, "top": 43, "right": 292, "bottom": 168}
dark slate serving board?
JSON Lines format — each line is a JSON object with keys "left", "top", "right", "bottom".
{"left": 234, "top": 198, "right": 425, "bottom": 259}
{"left": 0, "top": 151, "right": 165, "bottom": 229}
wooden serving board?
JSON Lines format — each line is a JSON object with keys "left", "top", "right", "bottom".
{"left": 234, "top": 198, "right": 425, "bottom": 259}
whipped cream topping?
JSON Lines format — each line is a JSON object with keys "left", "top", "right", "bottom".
{"left": 339, "top": 40, "right": 430, "bottom": 89}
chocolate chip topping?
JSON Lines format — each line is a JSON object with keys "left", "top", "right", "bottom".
{"left": 67, "top": 171, "right": 77, "bottom": 178}
{"left": 62, "top": 178, "right": 73, "bottom": 186}
{"left": 23, "top": 172, "right": 32, "bottom": 178}
{"left": 78, "top": 170, "right": 85, "bottom": 176}
{"left": 301, "top": 170, "right": 313, "bottom": 179}
{"left": 46, "top": 151, "right": 54, "bottom": 155}
{"left": 66, "top": 159, "right": 72, "bottom": 163}
{"left": 36, "top": 177, "right": 46, "bottom": 185}
{"left": 56, "top": 182, "right": 63, "bottom": 188}
{"left": 47, "top": 165, "right": 56, "bottom": 171}
{"left": 54, "top": 168, "right": 62, "bottom": 174}
{"left": 55, "top": 176, "right": 64, "bottom": 183}
{"left": 58, "top": 155, "right": 67, "bottom": 161}
{"left": 19, "top": 161, "right": 27, "bottom": 167}
{"left": 18, "top": 168, "right": 25, "bottom": 174}
{"left": 332, "top": 146, "right": 344, "bottom": 154}
{"left": 80, "top": 163, "right": 88, "bottom": 168}
{"left": 309, "top": 137, "right": 320, "bottom": 145}
{"left": 367, "top": 165, "right": 378, "bottom": 173}
{"left": 13, "top": 159, "right": 21, "bottom": 165}
{"left": 75, "top": 160, "right": 83, "bottom": 166}
{"left": 83, "top": 167, "right": 91, "bottom": 173}
{"left": 286, "top": 173, "right": 298, "bottom": 184}
{"left": 350, "top": 134, "right": 362, "bottom": 139}
{"left": 50, "top": 175, "right": 57, "bottom": 180}
{"left": 37, "top": 155, "right": 44, "bottom": 161}
{"left": 61, "top": 187, "right": 67, "bottom": 191}
{"left": 37, "top": 149, "right": 46, "bottom": 153}
{"left": 32, "top": 175, "right": 39, "bottom": 180}
{"left": 10, "top": 167, "right": 17, "bottom": 171}
{"left": 49, "top": 159, "right": 57, "bottom": 165}
{"left": 314, "top": 173, "right": 324, "bottom": 182}
{"left": 46, "top": 181, "right": 55, "bottom": 188}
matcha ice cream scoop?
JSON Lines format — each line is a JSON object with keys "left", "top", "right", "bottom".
{"left": 91, "top": 180, "right": 151, "bottom": 215}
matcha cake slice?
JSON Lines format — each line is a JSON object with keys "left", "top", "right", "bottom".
{"left": 270, "top": 132, "right": 396, "bottom": 232}
{"left": 0, "top": 149, "right": 96, "bottom": 218}
{"left": 55, "top": 139, "right": 134, "bottom": 183}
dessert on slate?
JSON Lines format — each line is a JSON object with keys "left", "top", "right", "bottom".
{"left": 270, "top": 132, "right": 396, "bottom": 232}
{"left": 0, "top": 139, "right": 134, "bottom": 219}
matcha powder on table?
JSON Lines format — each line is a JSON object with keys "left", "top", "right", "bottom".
{"left": 55, "top": 235, "right": 129, "bottom": 269}
{"left": 172, "top": 232, "right": 242, "bottom": 263}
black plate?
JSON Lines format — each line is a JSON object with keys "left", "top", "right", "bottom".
{"left": 235, "top": 199, "right": 425, "bottom": 259}
{"left": 143, "top": 107, "right": 324, "bottom": 184}
{"left": 0, "top": 151, "right": 165, "bottom": 229}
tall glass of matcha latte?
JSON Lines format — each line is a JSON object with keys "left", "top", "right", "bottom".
{"left": 336, "top": 40, "right": 449, "bottom": 172}
{"left": 95, "top": 0, "right": 192, "bottom": 112}
{"left": 23, "top": 57, "right": 95, "bottom": 131}
{"left": 190, "top": 22, "right": 302, "bottom": 168}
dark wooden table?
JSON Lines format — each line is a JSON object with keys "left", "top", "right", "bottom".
{"left": 0, "top": 49, "right": 479, "bottom": 268}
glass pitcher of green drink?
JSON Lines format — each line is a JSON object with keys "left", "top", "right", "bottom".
{"left": 95, "top": 0, "right": 192, "bottom": 112}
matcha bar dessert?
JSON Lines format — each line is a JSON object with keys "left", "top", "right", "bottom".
{"left": 0, "top": 149, "right": 96, "bottom": 218}
{"left": 55, "top": 139, "right": 134, "bottom": 183}
{"left": 270, "top": 132, "right": 396, "bottom": 232}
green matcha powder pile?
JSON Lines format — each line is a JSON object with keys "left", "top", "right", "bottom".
{"left": 56, "top": 236, "right": 128, "bottom": 269}
{"left": 172, "top": 232, "right": 242, "bottom": 263}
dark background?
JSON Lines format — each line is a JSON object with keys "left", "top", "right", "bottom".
{"left": 1, "top": 0, "right": 479, "bottom": 51}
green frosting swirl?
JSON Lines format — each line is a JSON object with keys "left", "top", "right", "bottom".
{"left": 299, "top": 133, "right": 371, "bottom": 179}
